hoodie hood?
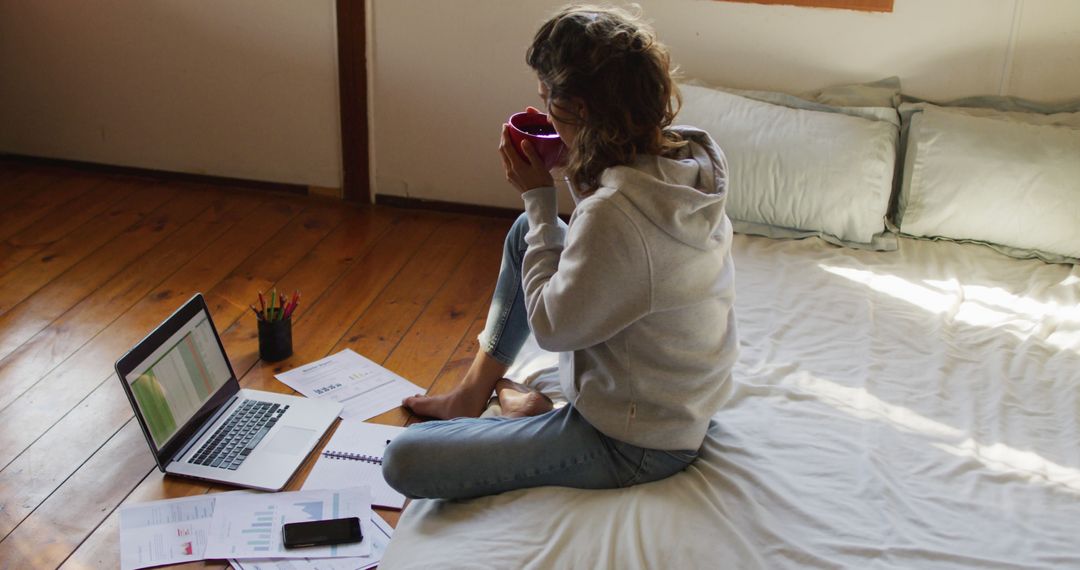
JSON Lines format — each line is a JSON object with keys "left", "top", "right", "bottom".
{"left": 596, "top": 126, "right": 730, "bottom": 251}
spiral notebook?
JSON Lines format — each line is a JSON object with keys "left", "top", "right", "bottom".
{"left": 301, "top": 420, "right": 407, "bottom": 509}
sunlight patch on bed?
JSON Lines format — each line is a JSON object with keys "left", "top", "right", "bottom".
{"left": 818, "top": 265, "right": 954, "bottom": 313}
{"left": 923, "top": 279, "right": 1080, "bottom": 323}
{"left": 795, "top": 375, "right": 1080, "bottom": 495}
{"left": 818, "top": 264, "right": 1080, "bottom": 353}
{"left": 793, "top": 374, "right": 962, "bottom": 439}
{"left": 933, "top": 440, "right": 1080, "bottom": 496}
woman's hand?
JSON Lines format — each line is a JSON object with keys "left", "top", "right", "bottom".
{"left": 499, "top": 110, "right": 554, "bottom": 194}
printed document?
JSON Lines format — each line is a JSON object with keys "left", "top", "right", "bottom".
{"left": 204, "top": 487, "right": 373, "bottom": 560}
{"left": 229, "top": 513, "right": 394, "bottom": 570}
{"left": 119, "top": 493, "right": 226, "bottom": 570}
{"left": 275, "top": 349, "right": 423, "bottom": 420}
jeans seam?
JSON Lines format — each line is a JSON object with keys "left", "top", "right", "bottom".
{"left": 605, "top": 436, "right": 650, "bottom": 488}
{"left": 480, "top": 214, "right": 540, "bottom": 368}
{"left": 504, "top": 447, "right": 602, "bottom": 485}
{"left": 622, "top": 449, "right": 651, "bottom": 487}
{"left": 484, "top": 287, "right": 519, "bottom": 365}
{"left": 484, "top": 273, "right": 523, "bottom": 366}
{"left": 660, "top": 450, "right": 698, "bottom": 464}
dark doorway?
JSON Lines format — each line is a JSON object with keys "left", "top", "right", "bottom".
{"left": 337, "top": 0, "right": 370, "bottom": 202}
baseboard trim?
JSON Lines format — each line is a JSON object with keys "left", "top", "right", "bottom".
{"left": 375, "top": 194, "right": 523, "bottom": 219}
{"left": 0, "top": 153, "right": 308, "bottom": 195}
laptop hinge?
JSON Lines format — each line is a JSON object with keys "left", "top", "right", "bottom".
{"left": 170, "top": 394, "right": 239, "bottom": 465}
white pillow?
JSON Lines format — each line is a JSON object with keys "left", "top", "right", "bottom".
{"left": 898, "top": 104, "right": 1080, "bottom": 262}
{"left": 678, "top": 83, "right": 899, "bottom": 249}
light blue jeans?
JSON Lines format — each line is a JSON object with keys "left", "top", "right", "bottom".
{"left": 382, "top": 213, "right": 699, "bottom": 500}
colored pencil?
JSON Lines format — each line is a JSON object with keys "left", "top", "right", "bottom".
{"left": 285, "top": 291, "right": 300, "bottom": 319}
{"left": 288, "top": 290, "right": 299, "bottom": 317}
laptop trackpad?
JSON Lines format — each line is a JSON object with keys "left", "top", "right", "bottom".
{"left": 263, "top": 426, "right": 316, "bottom": 454}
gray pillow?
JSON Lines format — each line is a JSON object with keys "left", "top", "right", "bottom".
{"left": 896, "top": 101, "right": 1080, "bottom": 263}
{"left": 677, "top": 79, "right": 900, "bottom": 250}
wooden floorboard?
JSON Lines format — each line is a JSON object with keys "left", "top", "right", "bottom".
{"left": 0, "top": 165, "right": 512, "bottom": 568}
{"left": 406, "top": 313, "right": 490, "bottom": 427}
{"left": 0, "top": 178, "right": 179, "bottom": 358}
{"left": 0, "top": 175, "right": 135, "bottom": 275}
{"left": 0, "top": 190, "right": 270, "bottom": 474}
{"left": 334, "top": 217, "right": 486, "bottom": 364}
{"left": 0, "top": 170, "right": 100, "bottom": 242}
{"left": 0, "top": 176, "right": 165, "bottom": 315}
{"left": 0, "top": 183, "right": 198, "bottom": 397}
{"left": 366, "top": 223, "right": 507, "bottom": 427}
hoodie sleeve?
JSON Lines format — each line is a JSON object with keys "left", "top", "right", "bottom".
{"left": 520, "top": 187, "right": 651, "bottom": 352}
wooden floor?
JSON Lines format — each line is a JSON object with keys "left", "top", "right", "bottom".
{"left": 0, "top": 161, "right": 511, "bottom": 569}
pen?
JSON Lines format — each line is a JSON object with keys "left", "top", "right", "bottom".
{"left": 258, "top": 291, "right": 266, "bottom": 319}
{"left": 270, "top": 289, "right": 278, "bottom": 321}
{"left": 250, "top": 305, "right": 263, "bottom": 321}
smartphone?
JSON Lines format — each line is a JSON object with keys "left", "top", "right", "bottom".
{"left": 281, "top": 517, "right": 363, "bottom": 549}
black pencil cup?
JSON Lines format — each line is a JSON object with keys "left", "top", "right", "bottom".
{"left": 258, "top": 318, "right": 293, "bottom": 362}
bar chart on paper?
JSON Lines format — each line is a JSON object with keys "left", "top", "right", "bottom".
{"left": 244, "top": 507, "right": 277, "bottom": 553}
{"left": 203, "top": 488, "right": 373, "bottom": 560}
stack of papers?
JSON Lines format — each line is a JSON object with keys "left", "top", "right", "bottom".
{"left": 229, "top": 515, "right": 394, "bottom": 570}
{"left": 119, "top": 488, "right": 392, "bottom": 570}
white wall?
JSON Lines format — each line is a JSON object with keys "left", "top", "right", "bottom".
{"left": 2, "top": 1, "right": 1077, "bottom": 201}
{"left": 0, "top": 0, "right": 342, "bottom": 189}
{"left": 369, "top": 0, "right": 1080, "bottom": 211}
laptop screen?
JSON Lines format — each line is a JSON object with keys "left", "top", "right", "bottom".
{"left": 123, "top": 308, "right": 233, "bottom": 448}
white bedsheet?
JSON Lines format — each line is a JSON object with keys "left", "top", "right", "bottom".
{"left": 381, "top": 235, "right": 1080, "bottom": 569}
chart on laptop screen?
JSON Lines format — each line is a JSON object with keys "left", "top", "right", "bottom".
{"left": 128, "top": 315, "right": 232, "bottom": 447}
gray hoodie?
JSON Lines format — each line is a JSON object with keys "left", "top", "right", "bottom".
{"left": 520, "top": 126, "right": 737, "bottom": 451}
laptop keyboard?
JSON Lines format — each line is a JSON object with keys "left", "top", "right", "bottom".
{"left": 188, "top": 400, "right": 289, "bottom": 470}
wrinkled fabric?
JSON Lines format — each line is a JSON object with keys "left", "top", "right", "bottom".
{"left": 382, "top": 235, "right": 1080, "bottom": 570}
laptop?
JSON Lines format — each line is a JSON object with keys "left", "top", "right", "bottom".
{"left": 116, "top": 293, "right": 342, "bottom": 491}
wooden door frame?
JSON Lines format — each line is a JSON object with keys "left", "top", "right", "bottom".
{"left": 337, "top": 0, "right": 370, "bottom": 202}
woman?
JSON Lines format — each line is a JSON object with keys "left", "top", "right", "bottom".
{"left": 383, "top": 4, "right": 737, "bottom": 501}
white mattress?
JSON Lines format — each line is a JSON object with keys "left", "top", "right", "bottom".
{"left": 381, "top": 235, "right": 1080, "bottom": 570}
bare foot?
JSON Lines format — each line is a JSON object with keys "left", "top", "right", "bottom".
{"left": 403, "top": 351, "right": 509, "bottom": 420}
{"left": 402, "top": 381, "right": 492, "bottom": 420}
{"left": 496, "top": 378, "right": 553, "bottom": 418}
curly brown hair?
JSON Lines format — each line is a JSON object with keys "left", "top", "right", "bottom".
{"left": 526, "top": 4, "right": 686, "bottom": 194}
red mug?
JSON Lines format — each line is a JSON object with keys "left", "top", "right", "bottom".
{"left": 507, "top": 111, "right": 566, "bottom": 170}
